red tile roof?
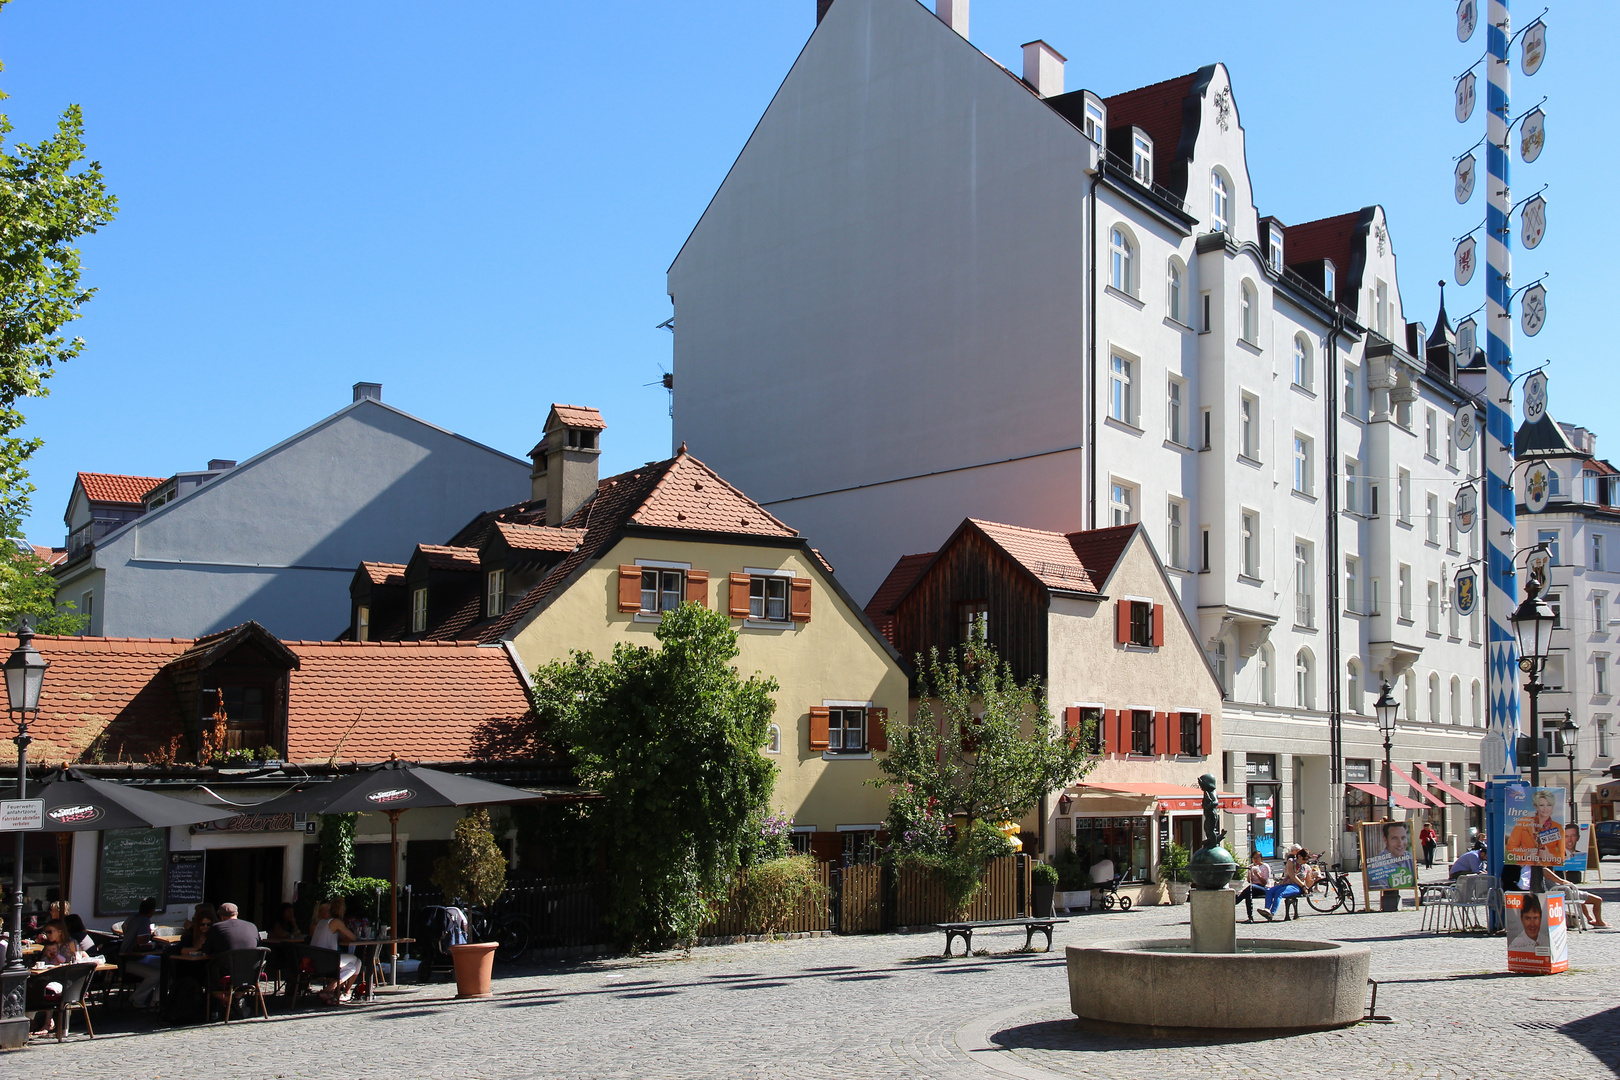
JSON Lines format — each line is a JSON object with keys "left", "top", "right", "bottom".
{"left": 359, "top": 561, "right": 406, "bottom": 586}
{"left": 76, "top": 472, "right": 164, "bottom": 506}
{"left": 549, "top": 404, "right": 606, "bottom": 431}
{"left": 31, "top": 545, "right": 67, "bottom": 567}
{"left": 1103, "top": 72, "right": 1197, "bottom": 189}
{"left": 491, "top": 523, "right": 586, "bottom": 553}
{"left": 414, "top": 544, "right": 481, "bottom": 572}
{"left": 970, "top": 520, "right": 1099, "bottom": 595}
{"left": 1285, "top": 211, "right": 1362, "bottom": 282}
{"left": 864, "top": 552, "right": 936, "bottom": 641}
{"left": 1064, "top": 524, "right": 1137, "bottom": 591}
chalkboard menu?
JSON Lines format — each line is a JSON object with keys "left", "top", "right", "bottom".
{"left": 97, "top": 828, "right": 168, "bottom": 916}
{"left": 166, "top": 850, "right": 206, "bottom": 908}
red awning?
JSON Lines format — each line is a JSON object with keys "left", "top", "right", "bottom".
{"left": 1071, "top": 782, "right": 1249, "bottom": 813}
{"left": 1414, "top": 763, "right": 1487, "bottom": 808}
{"left": 1470, "top": 780, "right": 1487, "bottom": 791}
{"left": 1390, "top": 764, "right": 1447, "bottom": 808}
{"left": 1347, "top": 782, "right": 1426, "bottom": 811}
{"left": 1224, "top": 804, "right": 1264, "bottom": 815}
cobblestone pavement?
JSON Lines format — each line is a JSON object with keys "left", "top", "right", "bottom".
{"left": 16, "top": 884, "right": 1620, "bottom": 1079}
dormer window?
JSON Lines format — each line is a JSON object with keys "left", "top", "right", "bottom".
{"left": 1131, "top": 133, "right": 1153, "bottom": 185}
{"left": 1269, "top": 225, "right": 1284, "bottom": 273}
{"left": 1083, "top": 97, "right": 1105, "bottom": 143}
{"left": 1210, "top": 170, "right": 1230, "bottom": 234}
{"left": 411, "top": 587, "right": 427, "bottom": 633}
{"left": 1322, "top": 262, "right": 1336, "bottom": 302}
{"left": 487, "top": 569, "right": 505, "bottom": 617}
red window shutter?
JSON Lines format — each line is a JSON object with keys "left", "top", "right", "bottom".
{"left": 685, "top": 569, "right": 709, "bottom": 607}
{"left": 1116, "top": 599, "right": 1131, "bottom": 644}
{"left": 728, "top": 573, "right": 751, "bottom": 617}
{"left": 868, "top": 707, "right": 888, "bottom": 752}
{"left": 1063, "top": 706, "right": 1081, "bottom": 741}
{"left": 1102, "top": 709, "right": 1118, "bottom": 754}
{"left": 790, "top": 577, "right": 812, "bottom": 622}
{"left": 1152, "top": 603, "right": 1165, "bottom": 647}
{"left": 1199, "top": 713, "right": 1211, "bottom": 756}
{"left": 1158, "top": 711, "right": 1173, "bottom": 757}
{"left": 617, "top": 565, "right": 642, "bottom": 612}
{"left": 808, "top": 707, "right": 830, "bottom": 750}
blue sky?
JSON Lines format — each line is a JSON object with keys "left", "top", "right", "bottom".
{"left": 2, "top": 0, "right": 1604, "bottom": 546}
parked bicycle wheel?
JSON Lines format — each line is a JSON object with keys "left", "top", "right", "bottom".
{"left": 493, "top": 915, "right": 531, "bottom": 963}
{"left": 1304, "top": 877, "right": 1339, "bottom": 912}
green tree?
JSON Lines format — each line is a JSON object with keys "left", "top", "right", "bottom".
{"left": 530, "top": 604, "right": 778, "bottom": 949}
{"left": 431, "top": 807, "right": 508, "bottom": 908}
{"left": 0, "top": 541, "right": 82, "bottom": 633}
{"left": 873, "top": 637, "right": 1095, "bottom": 912}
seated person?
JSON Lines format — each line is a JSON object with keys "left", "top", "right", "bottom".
{"left": 63, "top": 914, "right": 99, "bottom": 959}
{"left": 169, "top": 913, "right": 214, "bottom": 959}
{"left": 309, "top": 897, "right": 360, "bottom": 1004}
{"left": 36, "top": 921, "right": 87, "bottom": 966}
{"left": 1543, "top": 867, "right": 1608, "bottom": 928}
{"left": 1260, "top": 845, "right": 1306, "bottom": 920}
{"left": 1449, "top": 845, "right": 1487, "bottom": 879}
{"left": 307, "top": 901, "right": 331, "bottom": 941}
{"left": 1233, "top": 851, "right": 1271, "bottom": 921}
{"left": 121, "top": 896, "right": 164, "bottom": 1008}
{"left": 206, "top": 902, "right": 262, "bottom": 1017}
{"left": 182, "top": 902, "right": 217, "bottom": 934}
{"left": 267, "top": 902, "right": 304, "bottom": 943}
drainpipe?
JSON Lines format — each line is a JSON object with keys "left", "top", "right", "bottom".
{"left": 1323, "top": 310, "right": 1347, "bottom": 867}
{"left": 1087, "top": 171, "right": 1101, "bottom": 529}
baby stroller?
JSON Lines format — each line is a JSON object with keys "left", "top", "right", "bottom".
{"left": 1093, "top": 869, "right": 1134, "bottom": 911}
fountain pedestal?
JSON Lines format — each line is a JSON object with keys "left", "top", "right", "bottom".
{"left": 1189, "top": 886, "right": 1237, "bottom": 953}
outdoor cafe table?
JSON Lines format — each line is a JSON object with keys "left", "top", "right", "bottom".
{"left": 159, "top": 952, "right": 211, "bottom": 1022}
{"left": 349, "top": 938, "right": 415, "bottom": 1003}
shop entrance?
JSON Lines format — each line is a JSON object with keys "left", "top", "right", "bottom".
{"left": 203, "top": 846, "right": 284, "bottom": 927}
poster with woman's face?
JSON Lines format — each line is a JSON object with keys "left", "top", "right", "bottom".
{"left": 1360, "top": 820, "right": 1416, "bottom": 889}
{"left": 1504, "top": 785, "right": 1566, "bottom": 866}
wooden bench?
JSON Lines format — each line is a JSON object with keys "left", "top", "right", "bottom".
{"left": 935, "top": 918, "right": 1069, "bottom": 957}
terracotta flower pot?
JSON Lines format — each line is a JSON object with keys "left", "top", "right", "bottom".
{"left": 448, "top": 942, "right": 499, "bottom": 998}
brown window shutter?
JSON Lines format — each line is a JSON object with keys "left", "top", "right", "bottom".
{"left": 728, "top": 573, "right": 751, "bottom": 618}
{"left": 868, "top": 707, "right": 888, "bottom": 752}
{"left": 685, "top": 569, "right": 709, "bottom": 607}
{"left": 808, "top": 706, "right": 830, "bottom": 750}
{"left": 790, "top": 577, "right": 812, "bottom": 621}
{"left": 617, "top": 565, "right": 643, "bottom": 612}
{"left": 1152, "top": 603, "right": 1165, "bottom": 647}
{"left": 1116, "top": 599, "right": 1130, "bottom": 644}
{"left": 1158, "top": 711, "right": 1173, "bottom": 757}
{"left": 1199, "top": 713, "right": 1211, "bottom": 756}
{"left": 1063, "top": 706, "right": 1081, "bottom": 738}
{"left": 1102, "top": 709, "right": 1118, "bottom": 754}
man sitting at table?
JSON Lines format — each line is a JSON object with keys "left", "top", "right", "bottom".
{"left": 206, "top": 902, "right": 261, "bottom": 1018}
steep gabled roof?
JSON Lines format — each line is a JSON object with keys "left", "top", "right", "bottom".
{"left": 1286, "top": 209, "right": 1375, "bottom": 302}
{"left": 76, "top": 472, "right": 164, "bottom": 506}
{"left": 1515, "top": 413, "right": 1583, "bottom": 459}
{"left": 412, "top": 545, "right": 481, "bottom": 572}
{"left": 1065, "top": 524, "right": 1138, "bottom": 592}
{"left": 548, "top": 404, "right": 606, "bottom": 432}
{"left": 1101, "top": 71, "right": 1199, "bottom": 194}
{"left": 970, "top": 519, "right": 1099, "bottom": 595}
{"left": 864, "top": 552, "right": 935, "bottom": 640}
{"left": 164, "top": 620, "right": 301, "bottom": 675}
{"left": 358, "top": 561, "right": 406, "bottom": 587}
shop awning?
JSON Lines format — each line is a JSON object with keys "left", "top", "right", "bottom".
{"left": 1390, "top": 764, "right": 1446, "bottom": 808}
{"left": 1414, "top": 763, "right": 1486, "bottom": 808}
{"left": 1071, "top": 781, "right": 1250, "bottom": 813}
{"left": 1346, "top": 781, "right": 1426, "bottom": 811}
{"left": 1470, "top": 780, "right": 1487, "bottom": 791}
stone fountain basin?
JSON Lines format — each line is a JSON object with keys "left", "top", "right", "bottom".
{"left": 1066, "top": 938, "right": 1371, "bottom": 1035}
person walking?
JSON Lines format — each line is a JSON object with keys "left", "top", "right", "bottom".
{"left": 1420, "top": 823, "right": 1439, "bottom": 870}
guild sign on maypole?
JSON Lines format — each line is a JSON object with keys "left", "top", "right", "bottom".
{"left": 1456, "top": 234, "right": 1478, "bottom": 285}
{"left": 1521, "top": 194, "right": 1546, "bottom": 248}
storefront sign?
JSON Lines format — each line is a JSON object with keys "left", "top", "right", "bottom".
{"left": 0, "top": 798, "right": 43, "bottom": 831}
{"left": 192, "top": 812, "right": 310, "bottom": 834}
{"left": 1506, "top": 891, "right": 1568, "bottom": 974}
{"left": 166, "top": 851, "right": 206, "bottom": 908}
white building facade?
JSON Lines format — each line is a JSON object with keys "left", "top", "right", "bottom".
{"left": 668, "top": 0, "right": 1487, "bottom": 863}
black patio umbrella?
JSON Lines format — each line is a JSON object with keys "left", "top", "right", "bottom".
{"left": 243, "top": 759, "right": 551, "bottom": 965}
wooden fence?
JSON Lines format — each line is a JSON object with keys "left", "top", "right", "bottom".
{"left": 894, "top": 855, "right": 1027, "bottom": 927}
{"left": 701, "top": 860, "right": 832, "bottom": 937}
{"left": 839, "top": 863, "right": 883, "bottom": 933}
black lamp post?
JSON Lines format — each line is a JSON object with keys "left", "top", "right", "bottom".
{"left": 1374, "top": 680, "right": 1399, "bottom": 818}
{"left": 4, "top": 626, "right": 48, "bottom": 975}
{"left": 1510, "top": 576, "right": 1557, "bottom": 787}
{"left": 1559, "top": 715, "right": 1579, "bottom": 821}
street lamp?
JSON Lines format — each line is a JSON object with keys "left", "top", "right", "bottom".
{"left": 1558, "top": 715, "right": 1579, "bottom": 821}
{"left": 4, "top": 625, "right": 47, "bottom": 974}
{"left": 1510, "top": 576, "right": 1558, "bottom": 786}
{"left": 1374, "top": 680, "right": 1399, "bottom": 818}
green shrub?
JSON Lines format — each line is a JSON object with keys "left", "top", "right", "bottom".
{"left": 1052, "top": 844, "right": 1090, "bottom": 890}
{"left": 733, "top": 854, "right": 826, "bottom": 934}
{"left": 1032, "top": 862, "right": 1059, "bottom": 887}
{"left": 328, "top": 876, "right": 394, "bottom": 917}
{"left": 1157, "top": 842, "right": 1191, "bottom": 885}
{"left": 431, "top": 808, "right": 508, "bottom": 908}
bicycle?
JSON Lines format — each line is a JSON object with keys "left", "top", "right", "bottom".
{"left": 1304, "top": 861, "right": 1357, "bottom": 914}
{"left": 464, "top": 904, "right": 532, "bottom": 963}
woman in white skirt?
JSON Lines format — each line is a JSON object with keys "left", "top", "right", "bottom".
{"left": 310, "top": 896, "right": 361, "bottom": 1003}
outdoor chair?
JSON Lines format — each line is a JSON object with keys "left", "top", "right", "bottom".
{"left": 1556, "top": 886, "right": 1587, "bottom": 933}
{"left": 290, "top": 945, "right": 343, "bottom": 1007}
{"left": 210, "top": 948, "right": 272, "bottom": 1022}
{"left": 26, "top": 961, "right": 98, "bottom": 1041}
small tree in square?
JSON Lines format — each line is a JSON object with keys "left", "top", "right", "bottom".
{"left": 873, "top": 636, "right": 1095, "bottom": 914}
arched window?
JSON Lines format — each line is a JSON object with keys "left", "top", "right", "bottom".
{"left": 1450, "top": 676, "right": 1462, "bottom": 725}
{"left": 1167, "top": 258, "right": 1185, "bottom": 323}
{"left": 1402, "top": 672, "right": 1416, "bottom": 720}
{"left": 1258, "top": 642, "right": 1275, "bottom": 706}
{"left": 1346, "top": 660, "right": 1362, "bottom": 714}
{"left": 1293, "top": 333, "right": 1311, "bottom": 389}
{"left": 1471, "top": 680, "right": 1482, "bottom": 726}
{"left": 1240, "top": 281, "right": 1258, "bottom": 343}
{"left": 1428, "top": 673, "right": 1441, "bottom": 723}
{"left": 1295, "top": 649, "right": 1314, "bottom": 710}
{"left": 1211, "top": 169, "right": 1230, "bottom": 233}
{"left": 765, "top": 724, "right": 781, "bottom": 753}
{"left": 1110, "top": 227, "right": 1134, "bottom": 294}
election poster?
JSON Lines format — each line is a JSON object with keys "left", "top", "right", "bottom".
{"left": 1505, "top": 891, "right": 1569, "bottom": 975}
{"left": 1504, "top": 785, "right": 1567, "bottom": 866}
{"left": 1559, "top": 822, "right": 1590, "bottom": 876}
{"left": 1360, "top": 819, "right": 1418, "bottom": 895}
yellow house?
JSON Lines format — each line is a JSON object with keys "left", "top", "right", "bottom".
{"left": 347, "top": 405, "right": 908, "bottom": 864}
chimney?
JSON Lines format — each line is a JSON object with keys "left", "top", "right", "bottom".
{"left": 815, "top": 0, "right": 834, "bottom": 23}
{"left": 206, "top": 459, "right": 236, "bottom": 472}
{"left": 936, "top": 0, "right": 967, "bottom": 38}
{"left": 352, "top": 382, "right": 382, "bottom": 403}
{"left": 530, "top": 405, "right": 605, "bottom": 525}
{"left": 1021, "top": 40, "right": 1065, "bottom": 98}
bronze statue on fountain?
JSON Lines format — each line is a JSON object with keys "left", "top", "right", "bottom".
{"left": 1187, "top": 773, "right": 1239, "bottom": 890}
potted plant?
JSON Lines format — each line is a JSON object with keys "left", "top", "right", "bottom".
{"left": 1053, "top": 846, "right": 1091, "bottom": 912}
{"left": 1031, "top": 861, "right": 1058, "bottom": 918}
{"left": 431, "top": 808, "right": 508, "bottom": 998}
{"left": 1158, "top": 843, "right": 1192, "bottom": 905}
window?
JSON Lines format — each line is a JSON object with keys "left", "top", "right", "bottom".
{"left": 1179, "top": 712, "right": 1202, "bottom": 756}
{"left": 1371, "top": 575, "right": 1383, "bottom": 615}
{"left": 1071, "top": 817, "right": 1150, "bottom": 884}
{"left": 1215, "top": 640, "right": 1229, "bottom": 692}
{"left": 1167, "top": 377, "right": 1185, "bottom": 444}
{"left": 204, "top": 686, "right": 268, "bottom": 752}
{"left": 1401, "top": 673, "right": 1414, "bottom": 722}
{"left": 1428, "top": 673, "right": 1441, "bottom": 723}
{"left": 411, "top": 587, "right": 428, "bottom": 633}
{"left": 1343, "top": 364, "right": 1359, "bottom": 419}
{"left": 1293, "top": 434, "right": 1313, "bottom": 495}
{"left": 1449, "top": 584, "right": 1461, "bottom": 638}
{"left": 1345, "top": 759, "right": 1371, "bottom": 784}
{"left": 1127, "top": 600, "right": 1154, "bottom": 647}
{"left": 1241, "top": 511, "right": 1259, "bottom": 578}
{"left": 1548, "top": 591, "right": 1563, "bottom": 627}
{"left": 1295, "top": 542, "right": 1313, "bottom": 627}
{"left": 1240, "top": 281, "right": 1258, "bottom": 343}
{"left": 1539, "top": 530, "right": 1561, "bottom": 567}
{"left": 1446, "top": 420, "right": 1458, "bottom": 468}
{"left": 1079, "top": 706, "right": 1105, "bottom": 755}
{"left": 1426, "top": 493, "right": 1439, "bottom": 544}
{"left": 486, "top": 569, "right": 505, "bottom": 618}
{"left": 1347, "top": 661, "right": 1362, "bottom": 714}
{"left": 1201, "top": 292, "right": 1212, "bottom": 333}
{"left": 1083, "top": 100, "right": 1104, "bottom": 142}
{"left": 1240, "top": 394, "right": 1258, "bottom": 459}
{"left": 1398, "top": 564, "right": 1412, "bottom": 621}
{"left": 1345, "top": 460, "right": 1359, "bottom": 513}
{"left": 1472, "top": 681, "right": 1483, "bottom": 726}
{"left": 1595, "top": 533, "right": 1606, "bottom": 572}
{"left": 1595, "top": 592, "right": 1609, "bottom": 634}
{"left": 827, "top": 707, "right": 866, "bottom": 753}
{"left": 1448, "top": 502, "right": 1459, "bottom": 552}
{"left": 1600, "top": 718, "right": 1612, "bottom": 758}
{"left": 1201, "top": 408, "right": 1212, "bottom": 450}
{"left": 750, "top": 575, "right": 790, "bottom": 621}
{"left": 1345, "top": 557, "right": 1360, "bottom": 614}
{"left": 356, "top": 605, "right": 370, "bottom": 643}
{"left": 1167, "top": 260, "right": 1184, "bottom": 322}
{"left": 1375, "top": 279, "right": 1390, "bottom": 337}
{"left": 1269, "top": 225, "right": 1284, "bottom": 273}
{"left": 1597, "top": 656, "right": 1610, "bottom": 697}
{"left": 1398, "top": 469, "right": 1411, "bottom": 523}
{"left": 1470, "top": 603, "right": 1481, "bottom": 644}
{"left": 1130, "top": 709, "right": 1154, "bottom": 755}
{"left": 1210, "top": 169, "right": 1230, "bottom": 233}
{"left": 1132, "top": 133, "right": 1153, "bottom": 185}
{"left": 1109, "top": 481, "right": 1136, "bottom": 526}
{"left": 1110, "top": 228, "right": 1134, "bottom": 294}
{"left": 1322, "top": 262, "right": 1336, "bottom": 302}
{"left": 1295, "top": 649, "right": 1315, "bottom": 710}
{"left": 1110, "top": 353, "right": 1134, "bottom": 424}
{"left": 1258, "top": 642, "right": 1275, "bottom": 705}
{"left": 1425, "top": 408, "right": 1439, "bottom": 459}
{"left": 1292, "top": 334, "right": 1311, "bottom": 389}
{"left": 1549, "top": 466, "right": 1563, "bottom": 499}
{"left": 1167, "top": 499, "right": 1185, "bottom": 570}
{"left": 765, "top": 724, "right": 781, "bottom": 754}
{"left": 959, "top": 601, "right": 988, "bottom": 643}
{"left": 641, "top": 569, "right": 684, "bottom": 614}
{"left": 1427, "top": 581, "right": 1440, "bottom": 634}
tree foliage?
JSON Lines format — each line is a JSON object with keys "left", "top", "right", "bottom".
{"left": 873, "top": 637, "right": 1095, "bottom": 912}
{"left": 0, "top": 540, "right": 82, "bottom": 633}
{"left": 431, "top": 807, "right": 508, "bottom": 909}
{"left": 530, "top": 603, "right": 778, "bottom": 949}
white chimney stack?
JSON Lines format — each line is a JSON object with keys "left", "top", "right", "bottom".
{"left": 1022, "top": 40, "right": 1065, "bottom": 98}
{"left": 936, "top": 0, "right": 968, "bottom": 38}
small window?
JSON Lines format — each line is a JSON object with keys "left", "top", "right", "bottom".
{"left": 1167, "top": 260, "right": 1185, "bottom": 323}
{"left": 1429, "top": 673, "right": 1441, "bottom": 722}
{"left": 1128, "top": 600, "right": 1153, "bottom": 646}
{"left": 1080, "top": 706, "right": 1105, "bottom": 755}
{"left": 1345, "top": 557, "right": 1360, "bottom": 614}
{"left": 1446, "top": 420, "right": 1458, "bottom": 468}
{"left": 1398, "top": 469, "right": 1412, "bottom": 523}
{"left": 1258, "top": 643, "right": 1274, "bottom": 704}
{"left": 1295, "top": 542, "right": 1313, "bottom": 627}
{"left": 1399, "top": 565, "right": 1412, "bottom": 621}
{"left": 1240, "top": 394, "right": 1258, "bottom": 460}
{"left": 1292, "top": 334, "right": 1311, "bottom": 389}
{"left": 1595, "top": 533, "right": 1606, "bottom": 572}
{"left": 1110, "top": 354, "right": 1134, "bottom": 424}
{"left": 828, "top": 707, "right": 866, "bottom": 753}
{"left": 1448, "top": 502, "right": 1460, "bottom": 551}
{"left": 357, "top": 605, "right": 371, "bottom": 643}
{"left": 1083, "top": 100, "right": 1105, "bottom": 142}
{"left": 1240, "top": 281, "right": 1258, "bottom": 343}
{"left": 1548, "top": 591, "right": 1563, "bottom": 628}
{"left": 1295, "top": 650, "right": 1314, "bottom": 710}
{"left": 1293, "top": 434, "right": 1313, "bottom": 496}
{"left": 1322, "top": 262, "right": 1336, "bottom": 301}
{"left": 765, "top": 724, "right": 781, "bottom": 754}
{"left": 1343, "top": 364, "right": 1359, "bottom": 419}
{"left": 1130, "top": 709, "right": 1154, "bottom": 756}
{"left": 1345, "top": 459, "right": 1359, "bottom": 514}
{"left": 1427, "top": 581, "right": 1441, "bottom": 634}
{"left": 1110, "top": 228, "right": 1135, "bottom": 294}
{"left": 411, "top": 587, "right": 428, "bottom": 633}
{"left": 1375, "top": 279, "right": 1391, "bottom": 337}
{"left": 1269, "top": 225, "right": 1284, "bottom": 272}
{"left": 1425, "top": 409, "right": 1439, "bottom": 459}
{"left": 1241, "top": 511, "right": 1259, "bottom": 579}
{"left": 1210, "top": 169, "right": 1230, "bottom": 233}
{"left": 1426, "top": 493, "right": 1439, "bottom": 544}
{"left": 959, "top": 601, "right": 988, "bottom": 643}
{"left": 1167, "top": 377, "right": 1184, "bottom": 445}
{"left": 1166, "top": 499, "right": 1185, "bottom": 570}
{"left": 641, "top": 569, "right": 684, "bottom": 613}
{"left": 1132, "top": 133, "right": 1153, "bottom": 185}
{"left": 1347, "top": 661, "right": 1363, "bottom": 714}
{"left": 750, "top": 575, "right": 790, "bottom": 621}
{"left": 1539, "top": 530, "right": 1561, "bottom": 566}
{"left": 1595, "top": 592, "right": 1609, "bottom": 634}
{"left": 487, "top": 569, "right": 506, "bottom": 617}
{"left": 1110, "top": 481, "right": 1136, "bottom": 527}
{"left": 1179, "top": 711, "right": 1202, "bottom": 756}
